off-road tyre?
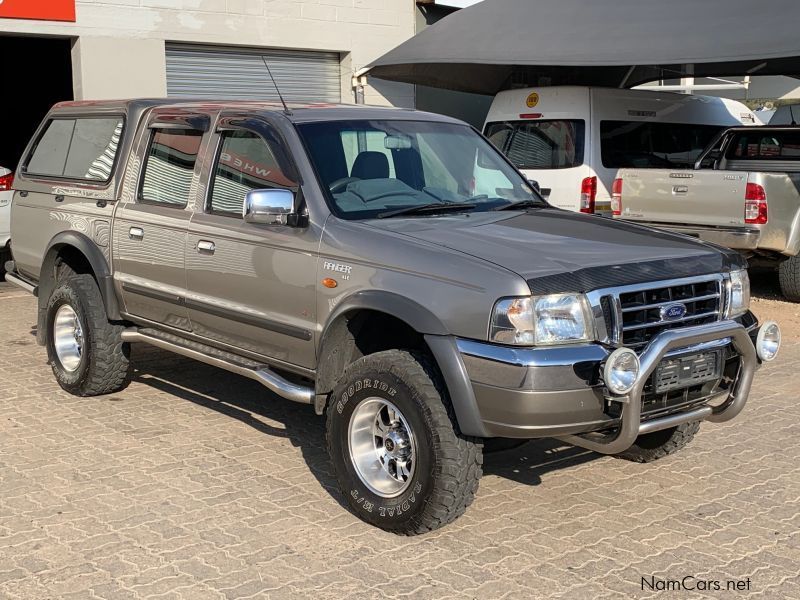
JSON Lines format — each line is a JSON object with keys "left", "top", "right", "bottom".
{"left": 46, "top": 274, "right": 132, "bottom": 396}
{"left": 614, "top": 420, "right": 700, "bottom": 463}
{"left": 326, "top": 350, "right": 483, "bottom": 534}
{"left": 779, "top": 255, "right": 800, "bottom": 302}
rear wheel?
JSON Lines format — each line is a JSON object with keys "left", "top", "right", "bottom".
{"left": 46, "top": 274, "right": 132, "bottom": 396}
{"left": 326, "top": 350, "right": 483, "bottom": 534}
{"left": 778, "top": 255, "right": 800, "bottom": 302}
{"left": 614, "top": 421, "right": 700, "bottom": 463}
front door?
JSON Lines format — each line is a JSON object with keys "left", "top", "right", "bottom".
{"left": 185, "top": 116, "right": 318, "bottom": 370}
{"left": 114, "top": 110, "right": 210, "bottom": 330}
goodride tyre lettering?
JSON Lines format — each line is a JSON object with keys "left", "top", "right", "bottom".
{"left": 326, "top": 350, "right": 483, "bottom": 534}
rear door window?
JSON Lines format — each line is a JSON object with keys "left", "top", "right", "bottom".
{"left": 139, "top": 128, "right": 203, "bottom": 207}
{"left": 25, "top": 117, "right": 124, "bottom": 181}
{"left": 726, "top": 130, "right": 800, "bottom": 160}
{"left": 601, "top": 121, "right": 722, "bottom": 169}
{"left": 484, "top": 120, "right": 585, "bottom": 169}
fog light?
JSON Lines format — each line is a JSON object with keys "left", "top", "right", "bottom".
{"left": 603, "top": 347, "right": 640, "bottom": 395}
{"left": 756, "top": 321, "right": 781, "bottom": 362}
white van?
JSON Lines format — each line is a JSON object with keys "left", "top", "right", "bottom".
{"left": 482, "top": 86, "right": 757, "bottom": 214}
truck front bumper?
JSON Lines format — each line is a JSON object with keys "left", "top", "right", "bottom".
{"left": 456, "top": 319, "right": 775, "bottom": 453}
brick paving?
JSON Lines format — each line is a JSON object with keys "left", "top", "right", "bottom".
{"left": 0, "top": 281, "right": 798, "bottom": 599}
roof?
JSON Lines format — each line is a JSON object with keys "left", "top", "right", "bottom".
{"left": 49, "top": 99, "right": 466, "bottom": 125}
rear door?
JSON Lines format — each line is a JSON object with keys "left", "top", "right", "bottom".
{"left": 484, "top": 118, "right": 588, "bottom": 210}
{"left": 113, "top": 109, "right": 211, "bottom": 329}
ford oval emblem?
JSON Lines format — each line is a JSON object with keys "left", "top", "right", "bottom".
{"left": 660, "top": 303, "right": 687, "bottom": 321}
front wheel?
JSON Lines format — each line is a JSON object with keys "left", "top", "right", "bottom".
{"left": 614, "top": 420, "right": 700, "bottom": 463}
{"left": 326, "top": 350, "right": 483, "bottom": 534}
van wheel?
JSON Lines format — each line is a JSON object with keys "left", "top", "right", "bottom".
{"left": 778, "top": 255, "right": 800, "bottom": 302}
{"left": 326, "top": 350, "right": 483, "bottom": 534}
{"left": 46, "top": 274, "right": 132, "bottom": 396}
{"left": 613, "top": 421, "right": 700, "bottom": 463}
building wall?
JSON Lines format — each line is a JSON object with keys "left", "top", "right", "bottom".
{"left": 0, "top": 0, "right": 416, "bottom": 105}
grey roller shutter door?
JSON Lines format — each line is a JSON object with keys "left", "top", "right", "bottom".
{"left": 165, "top": 43, "right": 341, "bottom": 103}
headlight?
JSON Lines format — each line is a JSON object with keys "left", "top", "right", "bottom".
{"left": 490, "top": 293, "right": 593, "bottom": 346}
{"left": 727, "top": 269, "right": 750, "bottom": 317}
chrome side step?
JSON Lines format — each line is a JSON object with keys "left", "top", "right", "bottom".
{"left": 4, "top": 272, "right": 38, "bottom": 295}
{"left": 120, "top": 328, "right": 314, "bottom": 405}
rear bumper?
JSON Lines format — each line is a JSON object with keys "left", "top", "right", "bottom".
{"left": 457, "top": 318, "right": 769, "bottom": 451}
{"left": 626, "top": 222, "right": 761, "bottom": 250}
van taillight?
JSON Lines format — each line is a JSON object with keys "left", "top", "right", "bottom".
{"left": 0, "top": 172, "right": 13, "bottom": 191}
{"left": 611, "top": 178, "right": 623, "bottom": 216}
{"left": 580, "top": 176, "right": 597, "bottom": 213}
{"left": 744, "top": 182, "right": 768, "bottom": 224}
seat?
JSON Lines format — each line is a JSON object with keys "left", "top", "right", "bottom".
{"left": 351, "top": 151, "right": 390, "bottom": 180}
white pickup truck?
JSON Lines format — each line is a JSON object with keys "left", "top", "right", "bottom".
{"left": 613, "top": 126, "right": 800, "bottom": 301}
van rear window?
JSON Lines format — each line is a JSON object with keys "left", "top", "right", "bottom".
{"left": 726, "top": 130, "right": 800, "bottom": 160}
{"left": 601, "top": 121, "right": 722, "bottom": 169}
{"left": 25, "top": 117, "right": 124, "bottom": 182}
{"left": 484, "top": 120, "right": 585, "bottom": 170}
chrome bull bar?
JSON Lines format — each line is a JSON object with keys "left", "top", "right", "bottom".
{"left": 558, "top": 320, "right": 758, "bottom": 455}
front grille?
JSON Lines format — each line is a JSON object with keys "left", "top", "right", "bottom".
{"left": 615, "top": 278, "right": 722, "bottom": 350}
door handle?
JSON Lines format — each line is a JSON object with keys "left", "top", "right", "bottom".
{"left": 197, "top": 240, "right": 216, "bottom": 254}
{"left": 129, "top": 227, "right": 144, "bottom": 240}
{"left": 54, "top": 195, "right": 65, "bottom": 203}
{"left": 672, "top": 186, "right": 689, "bottom": 195}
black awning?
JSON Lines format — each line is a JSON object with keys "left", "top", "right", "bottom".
{"left": 369, "top": 0, "right": 800, "bottom": 95}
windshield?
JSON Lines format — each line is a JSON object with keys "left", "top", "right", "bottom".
{"left": 484, "top": 120, "right": 585, "bottom": 169}
{"left": 297, "top": 119, "right": 542, "bottom": 219}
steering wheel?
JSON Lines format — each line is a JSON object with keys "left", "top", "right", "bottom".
{"left": 329, "top": 177, "right": 361, "bottom": 193}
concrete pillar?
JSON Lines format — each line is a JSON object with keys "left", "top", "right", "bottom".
{"left": 72, "top": 37, "right": 168, "bottom": 100}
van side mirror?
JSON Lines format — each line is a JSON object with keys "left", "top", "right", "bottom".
{"left": 244, "top": 189, "right": 295, "bottom": 226}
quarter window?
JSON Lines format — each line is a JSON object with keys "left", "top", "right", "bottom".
{"left": 140, "top": 128, "right": 203, "bottom": 207}
{"left": 209, "top": 130, "right": 296, "bottom": 217}
{"left": 25, "top": 117, "right": 124, "bottom": 181}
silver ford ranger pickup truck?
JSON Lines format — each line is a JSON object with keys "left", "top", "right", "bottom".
{"left": 4, "top": 100, "right": 781, "bottom": 534}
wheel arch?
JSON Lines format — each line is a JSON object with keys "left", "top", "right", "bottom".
{"left": 315, "top": 291, "right": 487, "bottom": 437}
{"left": 36, "top": 231, "right": 120, "bottom": 345}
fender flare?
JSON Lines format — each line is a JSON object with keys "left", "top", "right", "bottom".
{"left": 316, "top": 290, "right": 487, "bottom": 437}
{"left": 39, "top": 231, "right": 121, "bottom": 321}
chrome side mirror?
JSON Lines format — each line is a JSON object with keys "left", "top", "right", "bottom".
{"left": 243, "top": 188, "right": 295, "bottom": 225}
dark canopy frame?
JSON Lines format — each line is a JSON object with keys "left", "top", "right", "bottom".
{"left": 368, "top": 0, "right": 800, "bottom": 95}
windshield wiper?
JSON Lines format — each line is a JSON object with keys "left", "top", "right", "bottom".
{"left": 491, "top": 199, "right": 545, "bottom": 211}
{"left": 377, "top": 202, "right": 477, "bottom": 219}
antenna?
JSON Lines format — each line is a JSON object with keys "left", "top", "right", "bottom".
{"left": 262, "top": 57, "right": 292, "bottom": 116}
